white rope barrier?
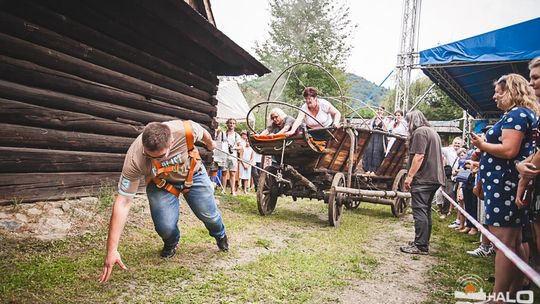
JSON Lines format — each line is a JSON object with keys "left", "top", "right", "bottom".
{"left": 441, "top": 191, "right": 540, "bottom": 287}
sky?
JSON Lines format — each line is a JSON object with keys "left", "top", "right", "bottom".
{"left": 211, "top": 0, "right": 539, "bottom": 86}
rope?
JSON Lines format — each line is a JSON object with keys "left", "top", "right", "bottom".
{"left": 440, "top": 191, "right": 540, "bottom": 287}
{"left": 214, "top": 147, "right": 292, "bottom": 186}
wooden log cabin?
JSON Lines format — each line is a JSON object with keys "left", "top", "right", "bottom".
{"left": 0, "top": 0, "right": 270, "bottom": 204}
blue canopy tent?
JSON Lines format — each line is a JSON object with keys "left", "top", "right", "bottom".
{"left": 419, "top": 17, "right": 540, "bottom": 118}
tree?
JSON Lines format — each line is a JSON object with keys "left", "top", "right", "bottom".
{"left": 253, "top": 0, "right": 356, "bottom": 105}
{"left": 412, "top": 78, "right": 463, "bottom": 121}
{"left": 379, "top": 77, "right": 463, "bottom": 121}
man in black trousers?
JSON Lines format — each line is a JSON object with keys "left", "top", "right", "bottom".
{"left": 400, "top": 110, "right": 445, "bottom": 255}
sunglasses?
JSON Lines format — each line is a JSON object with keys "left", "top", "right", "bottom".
{"left": 143, "top": 150, "right": 168, "bottom": 160}
{"left": 143, "top": 141, "right": 172, "bottom": 160}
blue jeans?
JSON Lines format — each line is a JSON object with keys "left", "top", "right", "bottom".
{"left": 146, "top": 166, "right": 226, "bottom": 248}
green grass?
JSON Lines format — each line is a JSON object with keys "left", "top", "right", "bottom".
{"left": 97, "top": 182, "right": 116, "bottom": 211}
{"left": 1, "top": 194, "right": 391, "bottom": 303}
{"left": 7, "top": 193, "right": 538, "bottom": 303}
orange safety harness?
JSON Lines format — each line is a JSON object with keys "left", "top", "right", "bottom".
{"left": 147, "top": 121, "right": 201, "bottom": 196}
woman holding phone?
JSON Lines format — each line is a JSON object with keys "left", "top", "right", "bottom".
{"left": 470, "top": 73, "right": 539, "bottom": 297}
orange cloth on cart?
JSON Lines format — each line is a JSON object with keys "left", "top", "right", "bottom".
{"left": 251, "top": 133, "right": 287, "bottom": 141}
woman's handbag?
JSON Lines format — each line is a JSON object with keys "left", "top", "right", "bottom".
{"left": 444, "top": 165, "right": 453, "bottom": 178}
{"left": 444, "top": 158, "right": 458, "bottom": 178}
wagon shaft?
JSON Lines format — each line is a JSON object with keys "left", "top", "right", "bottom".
{"left": 333, "top": 187, "right": 412, "bottom": 199}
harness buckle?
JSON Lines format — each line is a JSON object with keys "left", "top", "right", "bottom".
{"left": 156, "top": 178, "right": 167, "bottom": 188}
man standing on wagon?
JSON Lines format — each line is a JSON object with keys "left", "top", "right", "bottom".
{"left": 400, "top": 111, "right": 445, "bottom": 255}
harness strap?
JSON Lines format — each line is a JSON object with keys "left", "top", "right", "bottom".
{"left": 151, "top": 160, "right": 181, "bottom": 175}
{"left": 150, "top": 177, "right": 181, "bottom": 196}
{"left": 182, "top": 120, "right": 200, "bottom": 193}
{"left": 147, "top": 120, "right": 201, "bottom": 197}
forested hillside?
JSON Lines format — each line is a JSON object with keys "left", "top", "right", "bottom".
{"left": 240, "top": 72, "right": 387, "bottom": 107}
{"left": 346, "top": 73, "right": 388, "bottom": 108}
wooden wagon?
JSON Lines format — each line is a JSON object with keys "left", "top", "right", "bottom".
{"left": 249, "top": 124, "right": 411, "bottom": 226}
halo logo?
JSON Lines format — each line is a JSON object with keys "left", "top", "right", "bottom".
{"left": 454, "top": 274, "right": 534, "bottom": 304}
{"left": 454, "top": 274, "right": 486, "bottom": 303}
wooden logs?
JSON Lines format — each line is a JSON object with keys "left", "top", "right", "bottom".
{"left": 0, "top": 57, "right": 214, "bottom": 127}
{"left": 1, "top": 0, "right": 219, "bottom": 89}
{"left": 0, "top": 147, "right": 125, "bottom": 173}
{"left": 0, "top": 33, "right": 217, "bottom": 115}
{"left": 36, "top": 0, "right": 218, "bottom": 82}
{"left": 0, "top": 11, "right": 213, "bottom": 102}
{"left": 0, "top": 80, "right": 177, "bottom": 126}
{"left": 0, "top": 123, "right": 133, "bottom": 153}
{"left": 0, "top": 98, "right": 143, "bottom": 137}
{"left": 0, "top": 172, "right": 122, "bottom": 204}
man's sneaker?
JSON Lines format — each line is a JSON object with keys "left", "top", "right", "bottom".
{"left": 400, "top": 243, "right": 429, "bottom": 255}
{"left": 215, "top": 234, "right": 229, "bottom": 252}
{"left": 466, "top": 245, "right": 495, "bottom": 257}
{"left": 160, "top": 243, "right": 178, "bottom": 258}
{"left": 448, "top": 220, "right": 461, "bottom": 229}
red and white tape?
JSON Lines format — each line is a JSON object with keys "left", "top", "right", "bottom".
{"left": 441, "top": 191, "right": 540, "bottom": 287}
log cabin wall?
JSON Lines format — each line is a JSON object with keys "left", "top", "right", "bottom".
{"left": 0, "top": 0, "right": 269, "bottom": 204}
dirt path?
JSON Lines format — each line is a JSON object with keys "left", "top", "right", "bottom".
{"left": 0, "top": 196, "right": 436, "bottom": 303}
{"left": 338, "top": 215, "right": 436, "bottom": 303}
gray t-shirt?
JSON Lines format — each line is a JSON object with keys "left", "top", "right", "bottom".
{"left": 266, "top": 115, "right": 295, "bottom": 134}
{"left": 408, "top": 126, "right": 445, "bottom": 186}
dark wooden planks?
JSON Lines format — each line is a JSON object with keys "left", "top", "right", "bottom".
{"left": 0, "top": 123, "right": 133, "bottom": 153}
{"left": 0, "top": 80, "right": 177, "bottom": 126}
{"left": 0, "top": 172, "right": 121, "bottom": 204}
{"left": 0, "top": 147, "right": 125, "bottom": 173}
{"left": 0, "top": 56, "right": 215, "bottom": 127}
{"left": 0, "top": 11, "right": 213, "bottom": 102}
{"left": 0, "top": 98, "right": 143, "bottom": 137}
{"left": 0, "top": 33, "right": 217, "bottom": 115}
{"left": 1, "top": 0, "right": 218, "bottom": 86}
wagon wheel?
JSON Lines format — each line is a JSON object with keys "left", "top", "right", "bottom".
{"left": 391, "top": 169, "right": 410, "bottom": 217}
{"left": 257, "top": 166, "right": 279, "bottom": 215}
{"left": 327, "top": 172, "right": 346, "bottom": 227}
{"left": 345, "top": 200, "right": 361, "bottom": 210}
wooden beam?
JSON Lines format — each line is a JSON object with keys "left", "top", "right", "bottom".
{"left": 0, "top": 98, "right": 143, "bottom": 137}
{"left": 135, "top": 0, "right": 269, "bottom": 75}
{"left": 0, "top": 56, "right": 215, "bottom": 127}
{"left": 0, "top": 123, "right": 133, "bottom": 153}
{"left": 0, "top": 172, "right": 122, "bottom": 204}
{"left": 0, "top": 147, "right": 125, "bottom": 173}
{"left": 0, "top": 32, "right": 217, "bottom": 115}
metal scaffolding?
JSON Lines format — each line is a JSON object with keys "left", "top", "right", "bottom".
{"left": 394, "top": 0, "right": 422, "bottom": 112}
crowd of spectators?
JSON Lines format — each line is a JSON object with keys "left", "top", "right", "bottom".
{"left": 430, "top": 57, "right": 540, "bottom": 298}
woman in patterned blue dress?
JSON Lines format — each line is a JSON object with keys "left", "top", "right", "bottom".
{"left": 470, "top": 73, "right": 540, "bottom": 296}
